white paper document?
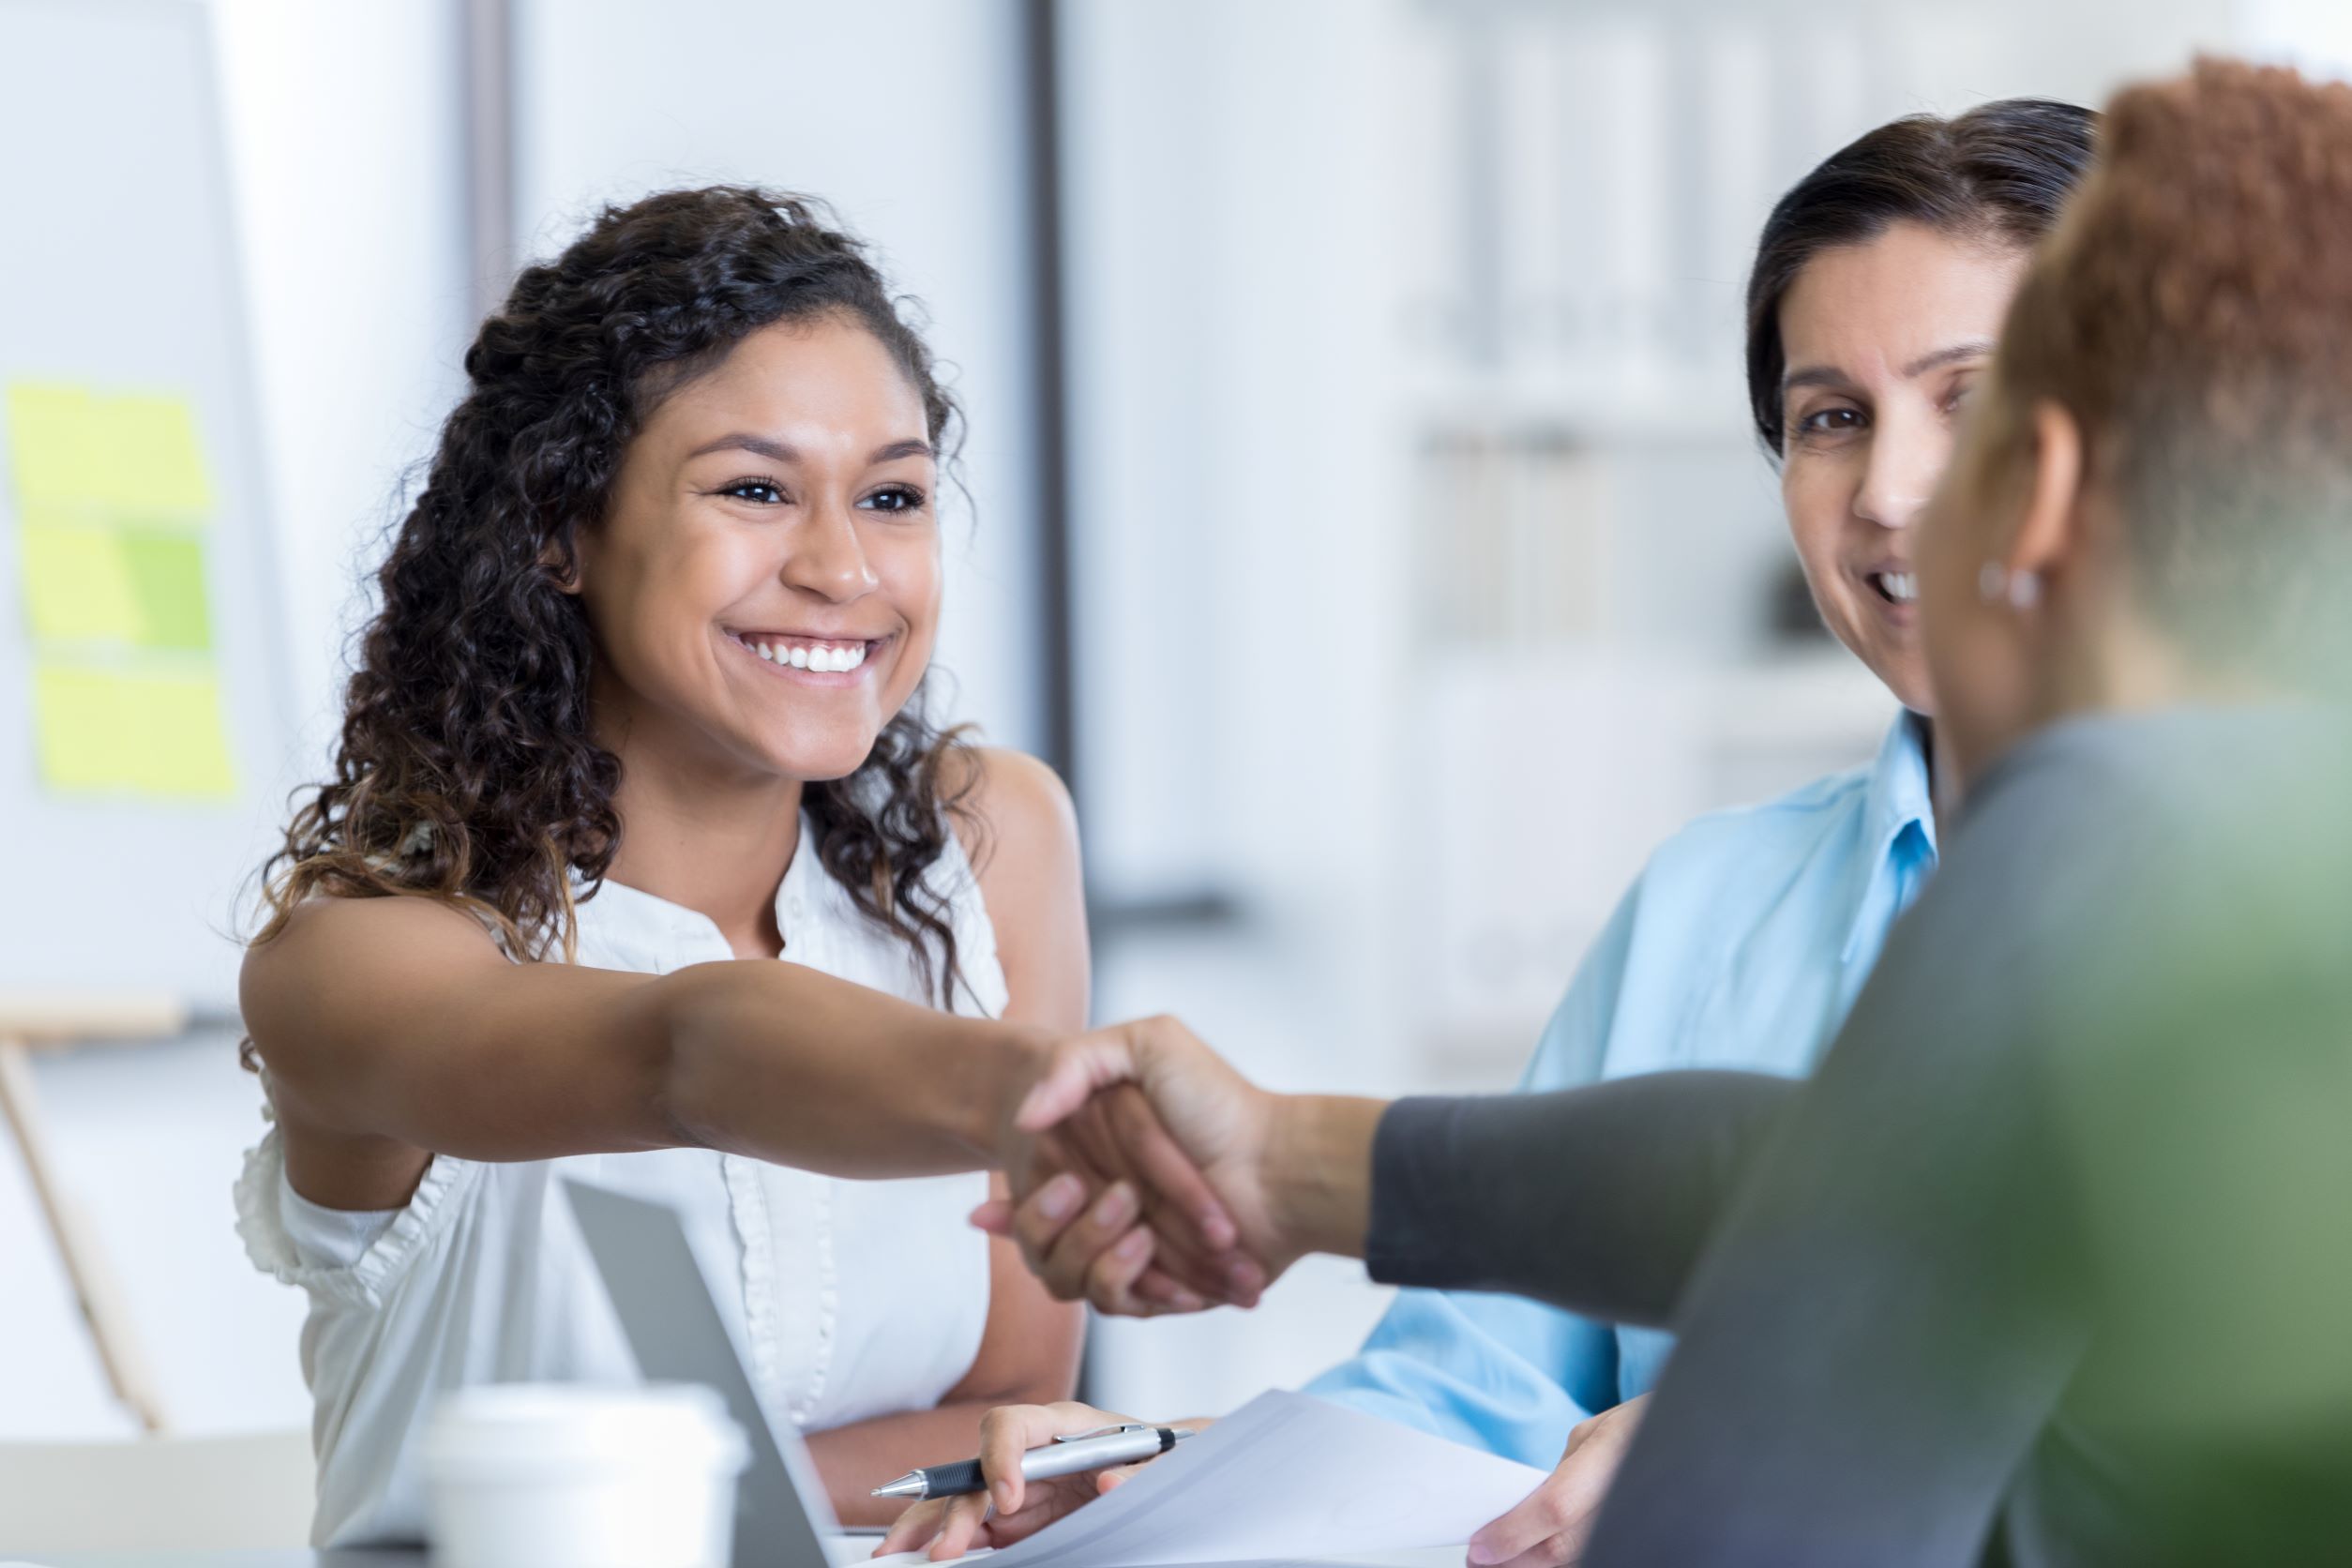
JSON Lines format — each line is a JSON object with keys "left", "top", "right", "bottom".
{"left": 950, "top": 1389, "right": 1548, "bottom": 1568}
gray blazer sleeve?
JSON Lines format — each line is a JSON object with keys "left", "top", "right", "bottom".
{"left": 1365, "top": 1070, "right": 1795, "bottom": 1326}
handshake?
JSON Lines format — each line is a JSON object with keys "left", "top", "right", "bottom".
{"left": 903, "top": 1017, "right": 1643, "bottom": 1565}
{"left": 987, "top": 1015, "right": 1388, "bottom": 1318}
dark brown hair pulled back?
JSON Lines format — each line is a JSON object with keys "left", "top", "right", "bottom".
{"left": 1745, "top": 98, "right": 2098, "bottom": 454}
{"left": 251, "top": 188, "right": 979, "bottom": 1052}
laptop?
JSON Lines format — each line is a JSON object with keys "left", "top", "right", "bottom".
{"left": 564, "top": 1176, "right": 900, "bottom": 1568}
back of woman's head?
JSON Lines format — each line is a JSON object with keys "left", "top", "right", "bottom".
{"left": 1747, "top": 98, "right": 2099, "bottom": 453}
{"left": 256, "top": 187, "right": 976, "bottom": 993}
{"left": 1994, "top": 58, "right": 2352, "bottom": 675}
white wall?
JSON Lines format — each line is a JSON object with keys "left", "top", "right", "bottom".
{"left": 208, "top": 0, "right": 475, "bottom": 766}
{"left": 511, "top": 0, "right": 1046, "bottom": 756}
{"left": 0, "top": 0, "right": 469, "bottom": 1440}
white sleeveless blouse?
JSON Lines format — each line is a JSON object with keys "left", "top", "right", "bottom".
{"left": 234, "top": 818, "right": 1005, "bottom": 1547}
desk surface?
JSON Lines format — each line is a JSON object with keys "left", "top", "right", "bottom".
{"left": 21, "top": 1548, "right": 1470, "bottom": 1568}
{"left": 20, "top": 1555, "right": 1474, "bottom": 1568}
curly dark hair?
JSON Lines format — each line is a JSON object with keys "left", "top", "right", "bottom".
{"left": 250, "top": 187, "right": 982, "bottom": 1053}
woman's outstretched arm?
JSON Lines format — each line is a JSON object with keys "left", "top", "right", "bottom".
{"left": 243, "top": 894, "right": 1063, "bottom": 1210}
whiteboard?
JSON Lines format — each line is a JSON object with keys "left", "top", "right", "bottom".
{"left": 0, "top": 0, "right": 294, "bottom": 1011}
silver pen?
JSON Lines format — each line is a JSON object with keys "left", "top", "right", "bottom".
{"left": 871, "top": 1422, "right": 1196, "bottom": 1501}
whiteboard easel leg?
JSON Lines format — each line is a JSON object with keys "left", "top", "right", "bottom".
{"left": 0, "top": 1035, "right": 168, "bottom": 1434}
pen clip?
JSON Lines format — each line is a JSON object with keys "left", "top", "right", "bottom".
{"left": 1052, "top": 1423, "right": 1150, "bottom": 1443}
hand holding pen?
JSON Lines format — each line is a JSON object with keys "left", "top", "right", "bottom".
{"left": 875, "top": 1401, "right": 1206, "bottom": 1561}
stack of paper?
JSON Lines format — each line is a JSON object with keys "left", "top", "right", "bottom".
{"left": 877, "top": 1390, "right": 1547, "bottom": 1568}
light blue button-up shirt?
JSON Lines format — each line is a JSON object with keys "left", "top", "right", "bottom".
{"left": 1304, "top": 711, "right": 1939, "bottom": 1464}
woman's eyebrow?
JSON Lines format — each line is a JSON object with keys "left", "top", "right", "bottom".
{"left": 686, "top": 432, "right": 798, "bottom": 464}
{"left": 1781, "top": 364, "right": 1856, "bottom": 397}
{"left": 682, "top": 433, "right": 933, "bottom": 465}
{"left": 1783, "top": 338, "right": 1999, "bottom": 398}
{"left": 1900, "top": 338, "right": 1998, "bottom": 378}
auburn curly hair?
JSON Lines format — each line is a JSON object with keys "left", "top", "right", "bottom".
{"left": 249, "top": 188, "right": 982, "bottom": 1051}
{"left": 1992, "top": 58, "right": 2352, "bottom": 673}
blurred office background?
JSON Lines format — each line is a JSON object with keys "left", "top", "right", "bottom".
{"left": 5, "top": 0, "right": 2350, "bottom": 1442}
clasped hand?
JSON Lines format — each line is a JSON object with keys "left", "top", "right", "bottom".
{"left": 996, "top": 1015, "right": 1297, "bottom": 1317}
{"left": 970, "top": 1024, "right": 1636, "bottom": 1568}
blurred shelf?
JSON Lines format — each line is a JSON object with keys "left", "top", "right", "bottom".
{"left": 1401, "top": 364, "right": 1755, "bottom": 446}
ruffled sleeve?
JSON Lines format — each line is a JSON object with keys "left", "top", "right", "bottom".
{"left": 234, "top": 1122, "right": 483, "bottom": 1309}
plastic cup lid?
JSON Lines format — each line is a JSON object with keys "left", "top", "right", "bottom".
{"left": 423, "top": 1381, "right": 750, "bottom": 1477}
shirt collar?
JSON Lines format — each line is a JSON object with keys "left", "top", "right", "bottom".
{"left": 1841, "top": 708, "right": 1938, "bottom": 962}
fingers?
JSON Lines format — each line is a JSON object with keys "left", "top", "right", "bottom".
{"left": 923, "top": 1493, "right": 993, "bottom": 1562}
{"left": 1060, "top": 1095, "right": 1236, "bottom": 1303}
{"left": 1130, "top": 1265, "right": 1209, "bottom": 1314}
{"left": 876, "top": 1500, "right": 928, "bottom": 1555}
{"left": 1043, "top": 1182, "right": 1155, "bottom": 1313}
{"left": 989, "top": 1170, "right": 1201, "bottom": 1314}
{"left": 1467, "top": 1400, "right": 1644, "bottom": 1568}
{"left": 1465, "top": 1469, "right": 1580, "bottom": 1567}
{"left": 1086, "top": 1227, "right": 1159, "bottom": 1315}
{"left": 1018, "top": 1179, "right": 1184, "bottom": 1315}
{"left": 1101, "top": 1082, "right": 1238, "bottom": 1251}
{"left": 1009, "top": 1173, "right": 1093, "bottom": 1295}
{"left": 975, "top": 1400, "right": 1133, "bottom": 1516}
{"left": 1014, "top": 1028, "right": 1139, "bottom": 1132}
{"left": 876, "top": 1498, "right": 953, "bottom": 1557}
{"left": 1097, "top": 1459, "right": 1152, "bottom": 1491}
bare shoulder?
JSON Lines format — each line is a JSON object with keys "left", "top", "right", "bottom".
{"left": 241, "top": 893, "right": 509, "bottom": 1063}
{"left": 944, "top": 746, "right": 1079, "bottom": 879}
{"left": 943, "top": 747, "right": 1087, "bottom": 1029}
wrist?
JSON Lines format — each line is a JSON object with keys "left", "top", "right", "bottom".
{"left": 953, "top": 1019, "right": 1059, "bottom": 1164}
{"left": 1260, "top": 1093, "right": 1384, "bottom": 1261}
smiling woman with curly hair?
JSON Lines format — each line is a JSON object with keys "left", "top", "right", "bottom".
{"left": 233, "top": 188, "right": 1229, "bottom": 1547}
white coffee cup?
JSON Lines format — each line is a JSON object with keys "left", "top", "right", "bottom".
{"left": 424, "top": 1381, "right": 749, "bottom": 1568}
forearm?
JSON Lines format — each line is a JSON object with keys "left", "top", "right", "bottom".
{"left": 1362, "top": 1071, "right": 1795, "bottom": 1327}
{"left": 805, "top": 1400, "right": 1018, "bottom": 1529}
{"left": 656, "top": 958, "right": 1048, "bottom": 1178}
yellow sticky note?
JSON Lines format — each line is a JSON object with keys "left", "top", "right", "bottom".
{"left": 33, "top": 662, "right": 235, "bottom": 799}
{"left": 5, "top": 382, "right": 213, "bottom": 519}
{"left": 5, "top": 384, "right": 101, "bottom": 507}
{"left": 18, "top": 519, "right": 212, "bottom": 650}
{"left": 21, "top": 521, "right": 144, "bottom": 642}
{"left": 99, "top": 394, "right": 214, "bottom": 517}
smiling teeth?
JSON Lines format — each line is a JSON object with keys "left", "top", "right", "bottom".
{"left": 743, "top": 636, "right": 867, "bottom": 672}
{"left": 1878, "top": 572, "right": 1917, "bottom": 603}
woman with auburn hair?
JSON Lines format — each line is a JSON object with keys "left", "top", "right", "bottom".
{"left": 234, "top": 188, "right": 1234, "bottom": 1547}
{"left": 905, "top": 55, "right": 2352, "bottom": 1568}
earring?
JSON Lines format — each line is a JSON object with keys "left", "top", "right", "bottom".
{"left": 1978, "top": 562, "right": 2042, "bottom": 611}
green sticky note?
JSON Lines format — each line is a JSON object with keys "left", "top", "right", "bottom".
{"left": 120, "top": 528, "right": 211, "bottom": 650}
{"left": 17, "top": 518, "right": 211, "bottom": 650}
{"left": 33, "top": 662, "right": 235, "bottom": 799}
{"left": 5, "top": 382, "right": 213, "bottom": 519}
